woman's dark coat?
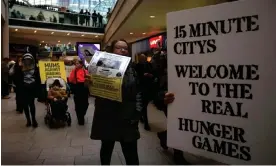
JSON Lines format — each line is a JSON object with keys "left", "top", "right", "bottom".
{"left": 90, "top": 66, "right": 143, "bottom": 142}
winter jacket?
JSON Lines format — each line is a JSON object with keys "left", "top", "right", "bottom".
{"left": 90, "top": 66, "right": 143, "bottom": 142}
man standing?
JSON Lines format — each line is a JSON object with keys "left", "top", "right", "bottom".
{"left": 92, "top": 10, "right": 97, "bottom": 27}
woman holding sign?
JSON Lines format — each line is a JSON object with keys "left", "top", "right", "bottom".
{"left": 88, "top": 39, "right": 143, "bottom": 165}
{"left": 69, "top": 59, "right": 89, "bottom": 125}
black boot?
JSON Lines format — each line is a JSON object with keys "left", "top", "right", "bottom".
{"left": 26, "top": 120, "right": 31, "bottom": 127}
{"left": 78, "top": 116, "right": 85, "bottom": 125}
{"left": 32, "top": 119, "right": 38, "bottom": 128}
{"left": 173, "top": 149, "right": 190, "bottom": 165}
{"left": 157, "top": 131, "right": 168, "bottom": 150}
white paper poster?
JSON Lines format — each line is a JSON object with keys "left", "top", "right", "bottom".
{"left": 166, "top": 0, "right": 276, "bottom": 164}
{"left": 87, "top": 51, "right": 131, "bottom": 102}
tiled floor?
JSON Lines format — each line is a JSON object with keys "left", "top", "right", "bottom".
{"left": 1, "top": 93, "right": 219, "bottom": 165}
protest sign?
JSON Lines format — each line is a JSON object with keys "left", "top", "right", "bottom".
{"left": 39, "top": 61, "right": 67, "bottom": 83}
{"left": 87, "top": 51, "right": 131, "bottom": 102}
{"left": 167, "top": 0, "right": 276, "bottom": 164}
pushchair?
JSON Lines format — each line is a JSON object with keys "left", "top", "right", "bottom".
{"left": 44, "top": 78, "right": 71, "bottom": 128}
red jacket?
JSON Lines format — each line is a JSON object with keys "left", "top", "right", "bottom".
{"left": 69, "top": 68, "right": 88, "bottom": 84}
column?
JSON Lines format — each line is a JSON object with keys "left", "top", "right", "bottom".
{"left": 2, "top": 0, "right": 9, "bottom": 59}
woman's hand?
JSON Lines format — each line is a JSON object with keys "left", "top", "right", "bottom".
{"left": 84, "top": 75, "right": 93, "bottom": 85}
{"left": 164, "top": 92, "right": 175, "bottom": 105}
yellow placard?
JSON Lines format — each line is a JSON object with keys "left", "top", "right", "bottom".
{"left": 38, "top": 61, "right": 67, "bottom": 84}
{"left": 88, "top": 75, "right": 122, "bottom": 102}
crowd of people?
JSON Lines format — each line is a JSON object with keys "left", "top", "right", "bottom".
{"left": 10, "top": 0, "right": 111, "bottom": 28}
{"left": 2, "top": 39, "right": 189, "bottom": 165}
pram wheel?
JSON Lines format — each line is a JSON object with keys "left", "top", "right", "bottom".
{"left": 49, "top": 117, "right": 54, "bottom": 128}
{"left": 66, "top": 112, "right": 71, "bottom": 126}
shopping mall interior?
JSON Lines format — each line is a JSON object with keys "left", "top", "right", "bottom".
{"left": 2, "top": 0, "right": 264, "bottom": 165}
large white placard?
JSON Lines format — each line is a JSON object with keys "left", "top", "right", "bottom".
{"left": 167, "top": 0, "right": 276, "bottom": 164}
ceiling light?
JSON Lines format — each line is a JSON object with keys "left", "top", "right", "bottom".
{"left": 150, "top": 15, "right": 155, "bottom": 18}
{"left": 68, "top": 42, "right": 71, "bottom": 44}
{"left": 42, "top": 41, "right": 44, "bottom": 43}
{"left": 130, "top": 32, "right": 134, "bottom": 35}
{"left": 51, "top": 32, "right": 54, "bottom": 34}
{"left": 142, "top": 32, "right": 146, "bottom": 35}
{"left": 15, "top": 29, "right": 18, "bottom": 31}
{"left": 39, "top": 44, "right": 41, "bottom": 45}
{"left": 67, "top": 33, "right": 70, "bottom": 35}
{"left": 58, "top": 40, "right": 60, "bottom": 43}
{"left": 95, "top": 35, "right": 98, "bottom": 38}
{"left": 81, "top": 34, "right": 84, "bottom": 37}
{"left": 34, "top": 30, "right": 37, "bottom": 33}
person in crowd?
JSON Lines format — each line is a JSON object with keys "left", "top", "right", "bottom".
{"left": 21, "top": 53, "right": 40, "bottom": 127}
{"left": 152, "top": 56, "right": 189, "bottom": 165}
{"left": 69, "top": 59, "right": 89, "bottom": 125}
{"left": 37, "top": 11, "right": 46, "bottom": 21}
{"left": 92, "top": 10, "right": 97, "bottom": 27}
{"left": 106, "top": 8, "right": 111, "bottom": 20}
{"left": 2, "top": 58, "right": 10, "bottom": 99}
{"left": 79, "top": 9, "right": 85, "bottom": 26}
{"left": 8, "top": 59, "right": 16, "bottom": 93}
{"left": 135, "top": 54, "right": 156, "bottom": 131}
{"left": 98, "top": 13, "right": 103, "bottom": 27}
{"left": 29, "top": 15, "right": 36, "bottom": 20}
{"left": 85, "top": 9, "right": 91, "bottom": 26}
{"left": 47, "top": 79, "right": 68, "bottom": 113}
{"left": 88, "top": 39, "right": 142, "bottom": 165}
{"left": 13, "top": 56, "right": 24, "bottom": 113}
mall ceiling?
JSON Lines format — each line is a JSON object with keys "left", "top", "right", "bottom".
{"left": 109, "top": 0, "right": 229, "bottom": 43}
{"left": 9, "top": 26, "right": 104, "bottom": 45}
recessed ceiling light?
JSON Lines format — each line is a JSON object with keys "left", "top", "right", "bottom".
{"left": 34, "top": 30, "right": 37, "bottom": 33}
{"left": 150, "top": 15, "right": 155, "bottom": 18}
{"left": 51, "top": 32, "right": 54, "bottom": 34}
{"left": 58, "top": 40, "right": 60, "bottom": 43}
{"left": 42, "top": 41, "right": 44, "bottom": 43}
{"left": 130, "top": 32, "right": 134, "bottom": 35}
{"left": 39, "top": 44, "right": 41, "bottom": 45}
{"left": 95, "top": 35, "right": 98, "bottom": 38}
{"left": 68, "top": 42, "right": 71, "bottom": 44}
{"left": 81, "top": 34, "right": 84, "bottom": 36}
{"left": 67, "top": 33, "right": 70, "bottom": 35}
{"left": 15, "top": 29, "right": 18, "bottom": 31}
{"left": 142, "top": 32, "right": 146, "bottom": 35}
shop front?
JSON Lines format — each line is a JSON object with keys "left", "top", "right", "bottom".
{"left": 131, "top": 33, "right": 167, "bottom": 63}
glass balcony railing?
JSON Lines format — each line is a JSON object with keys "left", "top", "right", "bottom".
{"left": 9, "top": 4, "right": 109, "bottom": 33}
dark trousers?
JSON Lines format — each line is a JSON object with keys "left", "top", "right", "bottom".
{"left": 23, "top": 84, "right": 36, "bottom": 123}
{"left": 73, "top": 83, "right": 89, "bottom": 124}
{"left": 100, "top": 140, "right": 139, "bottom": 165}
{"left": 85, "top": 19, "right": 90, "bottom": 26}
{"left": 92, "top": 20, "right": 97, "bottom": 27}
{"left": 141, "top": 97, "right": 150, "bottom": 127}
{"left": 23, "top": 94, "right": 36, "bottom": 123}
{"left": 1, "top": 81, "right": 9, "bottom": 97}
{"left": 15, "top": 88, "right": 24, "bottom": 113}
{"left": 158, "top": 108, "right": 186, "bottom": 164}
{"left": 98, "top": 21, "right": 102, "bottom": 27}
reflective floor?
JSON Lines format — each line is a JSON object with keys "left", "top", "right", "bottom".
{"left": 1, "top": 93, "right": 218, "bottom": 165}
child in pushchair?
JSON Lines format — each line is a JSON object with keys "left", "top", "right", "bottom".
{"left": 44, "top": 78, "right": 71, "bottom": 127}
